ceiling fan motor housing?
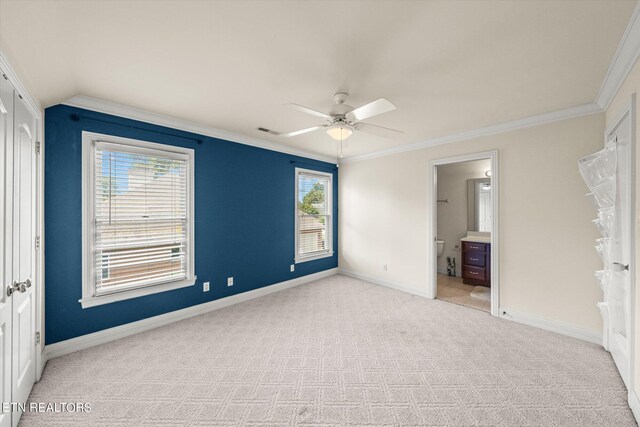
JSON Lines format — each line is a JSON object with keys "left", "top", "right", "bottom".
{"left": 330, "top": 92, "right": 354, "bottom": 118}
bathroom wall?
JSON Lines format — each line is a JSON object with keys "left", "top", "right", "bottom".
{"left": 436, "top": 159, "right": 491, "bottom": 275}
{"left": 339, "top": 112, "right": 604, "bottom": 333}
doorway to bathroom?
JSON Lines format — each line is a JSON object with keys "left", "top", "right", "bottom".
{"left": 427, "top": 151, "right": 499, "bottom": 316}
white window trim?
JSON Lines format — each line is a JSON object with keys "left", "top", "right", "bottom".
{"left": 80, "top": 131, "right": 196, "bottom": 308}
{"left": 294, "top": 167, "right": 334, "bottom": 264}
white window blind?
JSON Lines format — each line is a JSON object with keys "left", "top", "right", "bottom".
{"left": 295, "top": 168, "right": 333, "bottom": 262}
{"left": 91, "top": 139, "right": 193, "bottom": 297}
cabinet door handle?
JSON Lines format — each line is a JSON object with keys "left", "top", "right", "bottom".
{"left": 469, "top": 271, "right": 478, "bottom": 275}
{"left": 470, "top": 257, "right": 479, "bottom": 261}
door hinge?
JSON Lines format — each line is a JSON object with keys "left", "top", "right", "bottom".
{"left": 35, "top": 235, "right": 40, "bottom": 250}
{"left": 35, "top": 332, "right": 41, "bottom": 345}
{"left": 35, "top": 140, "right": 41, "bottom": 154}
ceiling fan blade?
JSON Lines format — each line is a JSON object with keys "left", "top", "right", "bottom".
{"left": 355, "top": 122, "right": 404, "bottom": 139}
{"left": 279, "top": 125, "right": 327, "bottom": 137}
{"left": 346, "top": 98, "right": 396, "bottom": 122}
{"left": 286, "top": 103, "right": 332, "bottom": 119}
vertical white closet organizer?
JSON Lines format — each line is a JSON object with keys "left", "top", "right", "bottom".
{"left": 579, "top": 139, "right": 617, "bottom": 339}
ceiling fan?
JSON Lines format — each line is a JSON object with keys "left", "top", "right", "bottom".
{"left": 265, "top": 92, "right": 403, "bottom": 141}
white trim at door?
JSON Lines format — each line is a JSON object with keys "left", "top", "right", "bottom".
{"left": 427, "top": 150, "right": 500, "bottom": 317}
{"left": 0, "top": 53, "right": 41, "bottom": 120}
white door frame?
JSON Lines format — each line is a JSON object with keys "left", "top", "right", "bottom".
{"left": 604, "top": 94, "right": 636, "bottom": 395}
{"left": 427, "top": 150, "right": 500, "bottom": 317}
{"left": 0, "top": 52, "right": 44, "bottom": 383}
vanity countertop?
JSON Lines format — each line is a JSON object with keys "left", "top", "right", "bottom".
{"left": 461, "top": 236, "right": 491, "bottom": 244}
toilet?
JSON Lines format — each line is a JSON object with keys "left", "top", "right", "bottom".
{"left": 437, "top": 240, "right": 445, "bottom": 256}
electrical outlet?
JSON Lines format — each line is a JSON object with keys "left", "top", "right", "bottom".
{"left": 383, "top": 264, "right": 388, "bottom": 271}
{"left": 227, "top": 277, "right": 233, "bottom": 287}
{"left": 203, "top": 282, "right": 210, "bottom": 292}
{"left": 290, "top": 264, "right": 295, "bottom": 272}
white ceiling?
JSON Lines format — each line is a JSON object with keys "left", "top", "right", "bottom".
{"left": 0, "top": 0, "right": 636, "bottom": 159}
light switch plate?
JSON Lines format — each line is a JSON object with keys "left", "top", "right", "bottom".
{"left": 290, "top": 265, "right": 295, "bottom": 272}
{"left": 203, "top": 282, "right": 210, "bottom": 292}
{"left": 227, "top": 277, "right": 233, "bottom": 287}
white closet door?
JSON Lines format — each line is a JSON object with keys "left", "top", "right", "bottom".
{"left": 0, "top": 75, "right": 14, "bottom": 427}
{"left": 607, "top": 105, "right": 633, "bottom": 388}
{"left": 11, "top": 94, "right": 36, "bottom": 425}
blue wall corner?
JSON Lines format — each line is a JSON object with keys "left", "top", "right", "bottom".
{"left": 44, "top": 105, "right": 338, "bottom": 344}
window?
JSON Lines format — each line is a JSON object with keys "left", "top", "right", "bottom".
{"left": 81, "top": 132, "right": 195, "bottom": 308}
{"left": 295, "top": 168, "right": 333, "bottom": 263}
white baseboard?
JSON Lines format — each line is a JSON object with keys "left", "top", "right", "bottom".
{"left": 339, "top": 270, "right": 602, "bottom": 345}
{"left": 338, "top": 268, "right": 431, "bottom": 298}
{"left": 44, "top": 268, "right": 338, "bottom": 361}
{"left": 499, "top": 308, "right": 602, "bottom": 345}
{"left": 629, "top": 390, "right": 640, "bottom": 425}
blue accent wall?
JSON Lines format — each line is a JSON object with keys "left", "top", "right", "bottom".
{"left": 44, "top": 105, "right": 338, "bottom": 344}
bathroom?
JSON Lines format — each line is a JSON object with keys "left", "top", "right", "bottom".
{"left": 436, "top": 158, "right": 492, "bottom": 312}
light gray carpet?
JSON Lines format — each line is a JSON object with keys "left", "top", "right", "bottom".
{"left": 22, "top": 274, "right": 635, "bottom": 426}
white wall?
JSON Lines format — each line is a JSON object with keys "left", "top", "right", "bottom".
{"left": 436, "top": 159, "right": 491, "bottom": 275}
{"left": 339, "top": 113, "right": 605, "bottom": 333}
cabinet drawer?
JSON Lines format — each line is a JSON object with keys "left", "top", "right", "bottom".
{"left": 463, "top": 241, "right": 486, "bottom": 253}
{"left": 463, "top": 266, "right": 487, "bottom": 281}
{"left": 464, "top": 252, "right": 486, "bottom": 267}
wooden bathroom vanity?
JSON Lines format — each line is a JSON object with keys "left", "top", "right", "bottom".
{"left": 461, "top": 240, "right": 491, "bottom": 287}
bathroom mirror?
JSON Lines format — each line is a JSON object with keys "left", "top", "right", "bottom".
{"left": 467, "top": 178, "right": 492, "bottom": 232}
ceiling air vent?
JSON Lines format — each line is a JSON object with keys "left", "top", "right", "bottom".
{"left": 257, "top": 127, "right": 280, "bottom": 135}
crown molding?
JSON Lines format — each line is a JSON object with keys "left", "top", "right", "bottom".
{"left": 595, "top": 1, "right": 640, "bottom": 110}
{"left": 0, "top": 49, "right": 42, "bottom": 119}
{"left": 62, "top": 95, "right": 337, "bottom": 164}
{"left": 340, "top": 102, "right": 602, "bottom": 164}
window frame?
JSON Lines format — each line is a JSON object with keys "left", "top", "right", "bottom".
{"left": 294, "top": 167, "right": 334, "bottom": 264}
{"left": 80, "top": 131, "right": 196, "bottom": 308}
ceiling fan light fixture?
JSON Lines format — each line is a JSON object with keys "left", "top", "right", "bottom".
{"left": 326, "top": 124, "right": 353, "bottom": 141}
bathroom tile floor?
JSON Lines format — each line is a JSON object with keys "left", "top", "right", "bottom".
{"left": 437, "top": 273, "right": 491, "bottom": 313}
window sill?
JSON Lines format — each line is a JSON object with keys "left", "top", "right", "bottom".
{"left": 295, "top": 251, "right": 334, "bottom": 264}
{"left": 79, "top": 277, "right": 196, "bottom": 309}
